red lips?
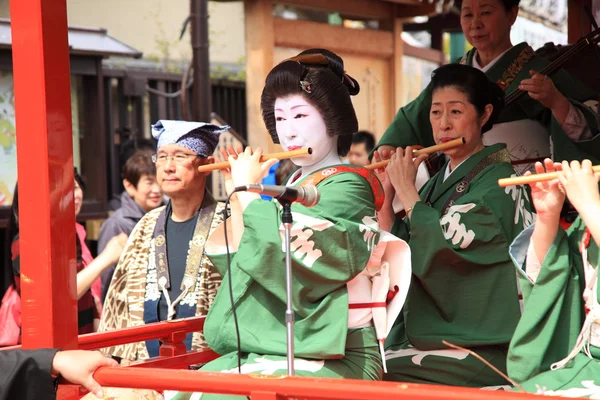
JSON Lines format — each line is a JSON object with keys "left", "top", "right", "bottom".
{"left": 287, "top": 146, "right": 302, "bottom": 151}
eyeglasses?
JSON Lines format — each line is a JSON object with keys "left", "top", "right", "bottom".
{"left": 152, "top": 153, "right": 200, "bottom": 165}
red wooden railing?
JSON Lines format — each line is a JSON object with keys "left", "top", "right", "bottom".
{"left": 93, "top": 367, "right": 554, "bottom": 400}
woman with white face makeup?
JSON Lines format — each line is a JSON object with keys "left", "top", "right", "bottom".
{"left": 168, "top": 49, "right": 412, "bottom": 399}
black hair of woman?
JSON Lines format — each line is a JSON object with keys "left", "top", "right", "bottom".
{"left": 430, "top": 63, "right": 505, "bottom": 134}
{"left": 261, "top": 48, "right": 360, "bottom": 157}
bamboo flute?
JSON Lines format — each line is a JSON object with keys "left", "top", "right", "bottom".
{"left": 498, "top": 165, "right": 600, "bottom": 187}
{"left": 198, "top": 147, "right": 312, "bottom": 173}
{"left": 366, "top": 137, "right": 465, "bottom": 170}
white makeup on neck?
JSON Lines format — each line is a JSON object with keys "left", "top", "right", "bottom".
{"left": 274, "top": 95, "right": 341, "bottom": 180}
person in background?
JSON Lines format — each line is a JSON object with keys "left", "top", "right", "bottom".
{"left": 375, "top": 0, "right": 599, "bottom": 175}
{"left": 348, "top": 130, "right": 376, "bottom": 166}
{"left": 275, "top": 158, "right": 299, "bottom": 185}
{"left": 10, "top": 172, "right": 127, "bottom": 336}
{"left": 108, "top": 138, "right": 156, "bottom": 211}
{"left": 98, "top": 151, "right": 163, "bottom": 302}
{"left": 0, "top": 348, "right": 117, "bottom": 400}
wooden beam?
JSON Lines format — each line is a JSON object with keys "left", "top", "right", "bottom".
{"left": 385, "top": 0, "right": 439, "bottom": 4}
{"left": 568, "top": 0, "right": 593, "bottom": 43}
{"left": 395, "top": 3, "right": 439, "bottom": 18}
{"left": 277, "top": 0, "right": 394, "bottom": 20}
{"left": 273, "top": 18, "right": 394, "bottom": 59}
{"left": 244, "top": 0, "right": 277, "bottom": 152}
{"left": 391, "top": 15, "right": 405, "bottom": 117}
{"left": 402, "top": 13, "right": 461, "bottom": 32}
{"left": 404, "top": 43, "right": 446, "bottom": 64}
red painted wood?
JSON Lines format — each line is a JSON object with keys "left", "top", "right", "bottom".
{"left": 93, "top": 367, "right": 559, "bottom": 400}
{"left": 10, "top": 0, "right": 78, "bottom": 349}
{"left": 249, "top": 392, "right": 282, "bottom": 400}
{"left": 128, "top": 350, "right": 219, "bottom": 369}
{"left": 78, "top": 316, "right": 206, "bottom": 350}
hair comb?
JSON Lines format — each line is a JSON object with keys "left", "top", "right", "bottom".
{"left": 285, "top": 53, "right": 329, "bottom": 66}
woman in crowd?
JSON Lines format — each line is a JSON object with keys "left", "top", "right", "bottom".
{"left": 507, "top": 159, "right": 600, "bottom": 397}
{"left": 376, "top": 63, "right": 534, "bottom": 387}
{"left": 9, "top": 170, "right": 126, "bottom": 336}
{"left": 376, "top": 0, "right": 598, "bottom": 175}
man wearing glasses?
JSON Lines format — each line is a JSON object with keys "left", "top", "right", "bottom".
{"left": 99, "top": 120, "right": 229, "bottom": 362}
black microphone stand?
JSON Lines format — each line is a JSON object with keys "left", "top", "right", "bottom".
{"left": 279, "top": 198, "right": 295, "bottom": 376}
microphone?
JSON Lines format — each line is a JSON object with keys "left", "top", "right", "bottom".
{"left": 234, "top": 184, "right": 320, "bottom": 207}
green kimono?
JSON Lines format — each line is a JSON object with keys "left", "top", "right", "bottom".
{"left": 167, "top": 167, "right": 384, "bottom": 400}
{"left": 507, "top": 217, "right": 600, "bottom": 397}
{"left": 384, "top": 144, "right": 535, "bottom": 387}
{"left": 377, "top": 43, "right": 600, "bottom": 167}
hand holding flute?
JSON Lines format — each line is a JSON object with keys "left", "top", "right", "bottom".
{"left": 366, "top": 137, "right": 466, "bottom": 170}
{"left": 498, "top": 160, "right": 600, "bottom": 187}
{"left": 198, "top": 147, "right": 311, "bottom": 173}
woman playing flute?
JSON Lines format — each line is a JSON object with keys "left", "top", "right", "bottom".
{"left": 506, "top": 159, "right": 600, "bottom": 397}
{"left": 376, "top": 64, "right": 535, "bottom": 387}
{"left": 375, "top": 0, "right": 599, "bottom": 176}
{"left": 168, "top": 49, "right": 411, "bottom": 400}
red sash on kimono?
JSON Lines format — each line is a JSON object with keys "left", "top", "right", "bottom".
{"left": 299, "top": 165, "right": 385, "bottom": 211}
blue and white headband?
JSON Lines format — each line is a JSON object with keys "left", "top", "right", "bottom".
{"left": 151, "top": 120, "right": 230, "bottom": 157}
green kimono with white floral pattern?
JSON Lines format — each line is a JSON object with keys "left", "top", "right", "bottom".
{"left": 507, "top": 217, "right": 600, "bottom": 398}
{"left": 167, "top": 167, "right": 384, "bottom": 400}
{"left": 384, "top": 144, "right": 535, "bottom": 387}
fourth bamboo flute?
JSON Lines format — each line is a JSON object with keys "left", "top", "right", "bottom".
{"left": 197, "top": 147, "right": 312, "bottom": 173}
{"left": 366, "top": 137, "right": 466, "bottom": 170}
{"left": 498, "top": 165, "right": 600, "bottom": 187}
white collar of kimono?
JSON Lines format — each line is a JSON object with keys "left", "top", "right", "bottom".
{"left": 443, "top": 157, "right": 468, "bottom": 181}
{"left": 472, "top": 46, "right": 514, "bottom": 72}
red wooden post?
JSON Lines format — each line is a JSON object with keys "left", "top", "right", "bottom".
{"left": 9, "top": 0, "right": 78, "bottom": 353}
{"left": 159, "top": 330, "right": 189, "bottom": 357}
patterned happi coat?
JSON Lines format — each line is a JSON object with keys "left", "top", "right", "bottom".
{"left": 98, "top": 200, "right": 224, "bottom": 360}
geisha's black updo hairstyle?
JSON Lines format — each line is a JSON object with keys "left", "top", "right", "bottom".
{"left": 260, "top": 48, "right": 360, "bottom": 157}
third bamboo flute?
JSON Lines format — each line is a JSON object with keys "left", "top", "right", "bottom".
{"left": 366, "top": 137, "right": 466, "bottom": 170}
{"left": 498, "top": 165, "right": 600, "bottom": 187}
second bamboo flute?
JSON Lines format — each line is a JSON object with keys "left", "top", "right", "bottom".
{"left": 198, "top": 147, "right": 312, "bottom": 173}
{"left": 498, "top": 165, "right": 600, "bottom": 187}
{"left": 366, "top": 137, "right": 466, "bottom": 170}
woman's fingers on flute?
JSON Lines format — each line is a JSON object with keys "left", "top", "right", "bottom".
{"left": 414, "top": 154, "right": 428, "bottom": 169}
{"left": 561, "top": 161, "right": 572, "bottom": 177}
{"left": 533, "top": 161, "right": 544, "bottom": 175}
{"left": 220, "top": 147, "right": 230, "bottom": 163}
{"left": 371, "top": 150, "right": 381, "bottom": 164}
{"left": 260, "top": 158, "right": 279, "bottom": 179}
{"left": 581, "top": 159, "right": 593, "bottom": 172}
{"left": 252, "top": 146, "right": 263, "bottom": 160}
{"left": 371, "top": 151, "right": 383, "bottom": 171}
{"left": 542, "top": 158, "right": 556, "bottom": 173}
